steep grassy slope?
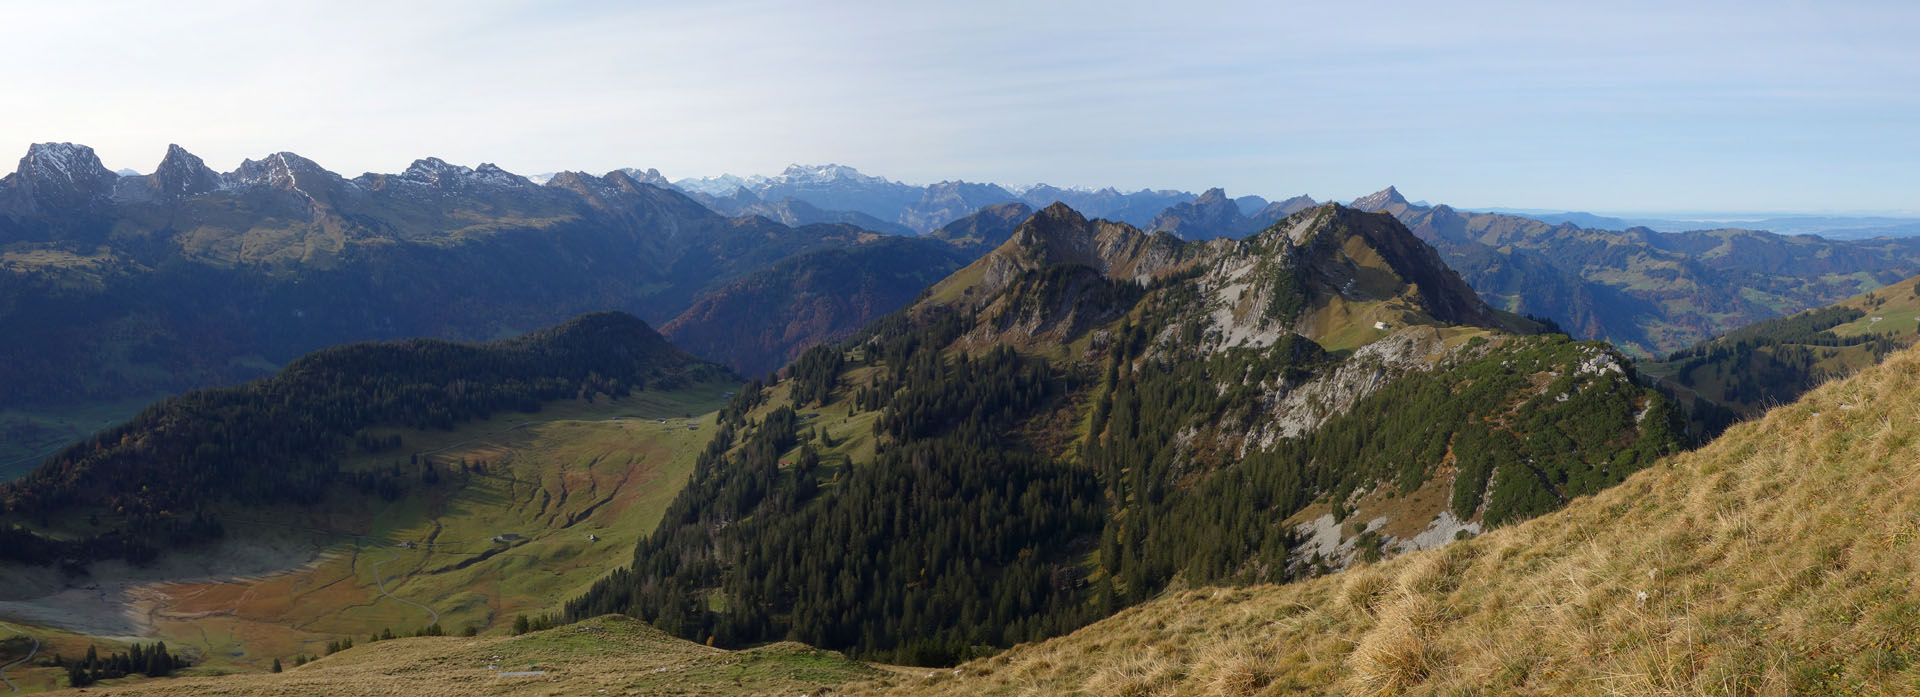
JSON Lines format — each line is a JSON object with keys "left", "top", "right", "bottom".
{"left": 1642, "top": 272, "right": 1920, "bottom": 437}
{"left": 870, "top": 337, "right": 1920, "bottom": 696}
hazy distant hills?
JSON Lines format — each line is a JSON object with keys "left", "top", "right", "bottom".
{"left": 1641, "top": 272, "right": 1920, "bottom": 438}
{"left": 1496, "top": 208, "right": 1920, "bottom": 240}
{"left": 7, "top": 141, "right": 1920, "bottom": 468}
{"left": 1350, "top": 186, "right": 1920, "bottom": 356}
{"left": 661, "top": 164, "right": 1920, "bottom": 356}
{"left": 675, "top": 164, "right": 1201, "bottom": 233}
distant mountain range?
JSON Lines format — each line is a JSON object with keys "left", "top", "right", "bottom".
{"left": 1481, "top": 208, "right": 1920, "bottom": 240}
{"left": 8, "top": 141, "right": 1920, "bottom": 469}
{"left": 669, "top": 163, "right": 1211, "bottom": 233}
{"left": 666, "top": 163, "right": 1920, "bottom": 241}
{"left": 0, "top": 143, "right": 905, "bottom": 415}
{"left": 1350, "top": 186, "right": 1920, "bottom": 357}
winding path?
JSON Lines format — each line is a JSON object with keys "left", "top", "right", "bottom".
{"left": 0, "top": 622, "right": 40, "bottom": 694}
{"left": 366, "top": 542, "right": 441, "bottom": 627}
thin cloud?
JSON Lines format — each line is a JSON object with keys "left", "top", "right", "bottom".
{"left": 0, "top": 0, "right": 1912, "bottom": 213}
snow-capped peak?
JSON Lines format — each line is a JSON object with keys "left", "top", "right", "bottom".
{"left": 228, "top": 152, "right": 349, "bottom": 202}
{"left": 149, "top": 144, "right": 225, "bottom": 197}
{"left": 673, "top": 173, "right": 750, "bottom": 196}
{"left": 771, "top": 163, "right": 889, "bottom": 186}
{"left": 391, "top": 158, "right": 531, "bottom": 190}
{"left": 19, "top": 142, "right": 111, "bottom": 185}
{"left": 232, "top": 152, "right": 306, "bottom": 189}
{"left": 401, "top": 157, "right": 473, "bottom": 186}
{"left": 1008, "top": 182, "right": 1105, "bottom": 196}
{"left": 617, "top": 167, "right": 671, "bottom": 187}
{"left": 472, "top": 163, "right": 532, "bottom": 188}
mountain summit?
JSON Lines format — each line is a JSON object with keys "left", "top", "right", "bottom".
{"left": 572, "top": 199, "right": 1675, "bottom": 665}
{"left": 1351, "top": 185, "right": 1411, "bottom": 211}
{"left": 2, "top": 142, "right": 118, "bottom": 214}
{"left": 147, "top": 144, "right": 225, "bottom": 198}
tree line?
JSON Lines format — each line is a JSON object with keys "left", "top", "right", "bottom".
{"left": 0, "top": 311, "right": 728, "bottom": 566}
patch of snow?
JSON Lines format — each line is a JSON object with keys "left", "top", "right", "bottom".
{"left": 673, "top": 173, "right": 750, "bottom": 196}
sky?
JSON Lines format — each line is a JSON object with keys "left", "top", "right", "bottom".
{"left": 1, "top": 0, "right": 1915, "bottom": 214}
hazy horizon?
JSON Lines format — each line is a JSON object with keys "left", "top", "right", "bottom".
{"left": 3, "top": 0, "right": 1914, "bottom": 215}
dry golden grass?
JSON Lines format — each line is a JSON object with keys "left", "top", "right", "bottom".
{"left": 863, "top": 342, "right": 1920, "bottom": 696}
{"left": 49, "top": 615, "right": 882, "bottom": 697}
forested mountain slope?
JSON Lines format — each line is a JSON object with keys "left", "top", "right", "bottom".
{"left": 566, "top": 203, "right": 1683, "bottom": 665}
{"left": 0, "top": 311, "right": 728, "bottom": 566}
{"left": 1642, "top": 271, "right": 1920, "bottom": 437}
{"left": 878, "top": 306, "right": 1920, "bottom": 697}
{"left": 656, "top": 203, "right": 1038, "bottom": 377}
{"left": 660, "top": 236, "right": 975, "bottom": 377}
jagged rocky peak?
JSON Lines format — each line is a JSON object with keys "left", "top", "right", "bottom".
{"left": 400, "top": 156, "right": 471, "bottom": 185}
{"left": 601, "top": 168, "right": 652, "bottom": 193}
{"left": 618, "top": 167, "right": 671, "bottom": 187}
{"left": 774, "top": 163, "right": 884, "bottom": 184}
{"left": 148, "top": 144, "right": 225, "bottom": 197}
{"left": 1023, "top": 200, "right": 1091, "bottom": 233}
{"left": 13, "top": 142, "right": 117, "bottom": 192}
{"left": 542, "top": 170, "right": 615, "bottom": 201}
{"left": 1271, "top": 194, "right": 1317, "bottom": 210}
{"left": 993, "top": 202, "right": 1182, "bottom": 284}
{"left": 1350, "top": 185, "right": 1410, "bottom": 211}
{"left": 229, "top": 151, "right": 338, "bottom": 190}
{"left": 471, "top": 163, "right": 530, "bottom": 187}
{"left": 394, "top": 157, "right": 533, "bottom": 189}
{"left": 1149, "top": 186, "right": 1254, "bottom": 240}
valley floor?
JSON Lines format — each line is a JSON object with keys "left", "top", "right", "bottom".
{"left": 0, "top": 383, "right": 735, "bottom": 693}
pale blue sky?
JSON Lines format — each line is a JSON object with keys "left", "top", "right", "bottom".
{"left": 2, "top": 0, "right": 1914, "bottom": 213}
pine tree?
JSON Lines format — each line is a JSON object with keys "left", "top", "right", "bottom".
{"left": 145, "top": 641, "right": 172, "bottom": 677}
{"left": 271, "top": 657, "right": 283, "bottom": 673}
{"left": 66, "top": 664, "right": 92, "bottom": 687}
